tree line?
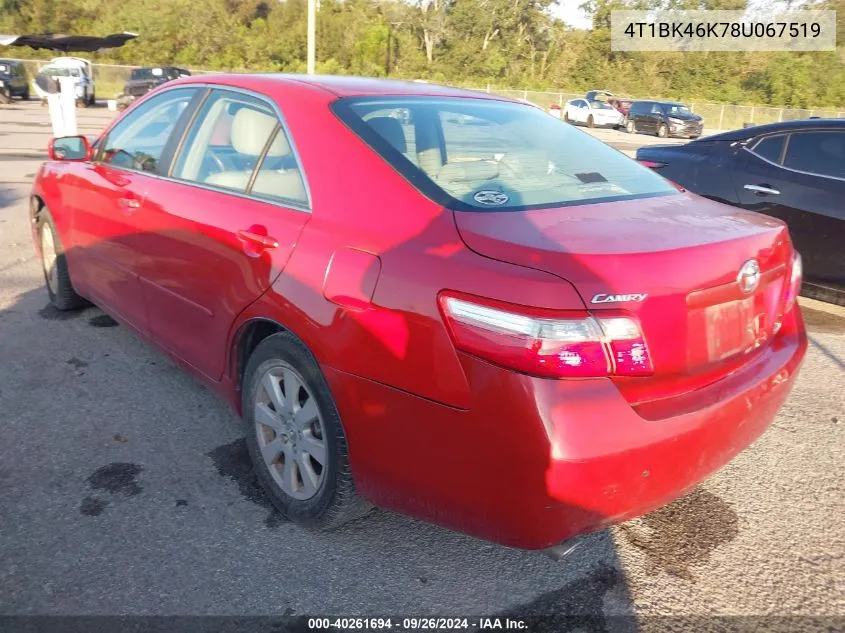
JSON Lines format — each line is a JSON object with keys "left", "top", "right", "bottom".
{"left": 1, "top": 0, "right": 843, "bottom": 107}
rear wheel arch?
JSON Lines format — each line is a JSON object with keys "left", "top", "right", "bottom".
{"left": 230, "top": 316, "right": 324, "bottom": 402}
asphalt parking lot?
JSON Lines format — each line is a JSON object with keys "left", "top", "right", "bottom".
{"left": 1, "top": 100, "right": 843, "bottom": 627}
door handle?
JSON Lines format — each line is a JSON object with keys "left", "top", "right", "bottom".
{"left": 238, "top": 230, "right": 278, "bottom": 251}
{"left": 744, "top": 184, "right": 781, "bottom": 196}
{"left": 118, "top": 196, "right": 142, "bottom": 213}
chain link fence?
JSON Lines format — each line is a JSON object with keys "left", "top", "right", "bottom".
{"left": 480, "top": 87, "right": 845, "bottom": 131}
{"left": 7, "top": 58, "right": 843, "bottom": 131}
{"left": 11, "top": 59, "right": 219, "bottom": 101}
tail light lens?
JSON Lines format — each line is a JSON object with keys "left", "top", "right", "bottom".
{"left": 637, "top": 160, "right": 666, "bottom": 169}
{"left": 783, "top": 251, "right": 803, "bottom": 314}
{"left": 439, "top": 294, "right": 653, "bottom": 378}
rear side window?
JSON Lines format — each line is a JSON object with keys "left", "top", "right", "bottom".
{"left": 172, "top": 89, "right": 308, "bottom": 205}
{"left": 101, "top": 88, "right": 196, "bottom": 174}
{"left": 334, "top": 96, "right": 678, "bottom": 211}
{"left": 783, "top": 131, "right": 845, "bottom": 179}
{"left": 750, "top": 134, "right": 785, "bottom": 163}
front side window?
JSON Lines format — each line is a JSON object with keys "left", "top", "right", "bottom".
{"left": 783, "top": 131, "right": 845, "bottom": 179}
{"left": 101, "top": 88, "right": 196, "bottom": 174}
{"left": 663, "top": 104, "right": 692, "bottom": 116}
{"left": 172, "top": 89, "right": 308, "bottom": 204}
{"left": 334, "top": 96, "right": 678, "bottom": 211}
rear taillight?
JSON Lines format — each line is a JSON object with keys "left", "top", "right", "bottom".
{"left": 783, "top": 251, "right": 803, "bottom": 313}
{"left": 438, "top": 294, "right": 653, "bottom": 378}
{"left": 637, "top": 160, "right": 666, "bottom": 169}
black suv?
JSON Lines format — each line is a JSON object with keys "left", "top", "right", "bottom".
{"left": 0, "top": 60, "right": 29, "bottom": 104}
{"left": 626, "top": 100, "right": 703, "bottom": 139}
{"left": 117, "top": 66, "right": 191, "bottom": 109}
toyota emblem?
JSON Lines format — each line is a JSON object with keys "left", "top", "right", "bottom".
{"left": 737, "top": 259, "right": 761, "bottom": 294}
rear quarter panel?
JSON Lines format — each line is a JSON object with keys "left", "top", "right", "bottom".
{"left": 639, "top": 141, "right": 741, "bottom": 205}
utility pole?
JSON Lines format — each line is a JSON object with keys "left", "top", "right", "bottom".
{"left": 307, "top": 0, "right": 316, "bottom": 74}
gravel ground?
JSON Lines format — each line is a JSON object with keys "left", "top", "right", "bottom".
{"left": 0, "top": 100, "right": 843, "bottom": 630}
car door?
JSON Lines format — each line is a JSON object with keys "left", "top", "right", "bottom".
{"left": 128, "top": 88, "right": 312, "bottom": 380}
{"left": 631, "top": 102, "right": 649, "bottom": 131}
{"left": 571, "top": 99, "right": 586, "bottom": 123}
{"left": 69, "top": 87, "right": 200, "bottom": 332}
{"left": 732, "top": 129, "right": 845, "bottom": 291}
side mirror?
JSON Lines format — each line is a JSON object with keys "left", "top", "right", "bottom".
{"left": 48, "top": 135, "right": 92, "bottom": 162}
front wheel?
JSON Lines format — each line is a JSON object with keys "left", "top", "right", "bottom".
{"left": 21, "top": 86, "right": 30, "bottom": 100}
{"left": 563, "top": 112, "right": 571, "bottom": 123}
{"left": 626, "top": 119, "right": 636, "bottom": 134}
{"left": 243, "top": 332, "right": 371, "bottom": 530}
{"left": 657, "top": 123, "right": 668, "bottom": 138}
{"left": 587, "top": 115, "right": 595, "bottom": 128}
{"left": 38, "top": 210, "right": 86, "bottom": 311}
{"left": 88, "top": 91, "right": 96, "bottom": 106}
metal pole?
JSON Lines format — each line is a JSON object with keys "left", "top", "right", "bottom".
{"left": 307, "top": 0, "right": 316, "bottom": 75}
{"left": 718, "top": 105, "right": 724, "bottom": 130}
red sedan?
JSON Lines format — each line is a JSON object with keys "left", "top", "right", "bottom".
{"left": 31, "top": 75, "right": 807, "bottom": 549}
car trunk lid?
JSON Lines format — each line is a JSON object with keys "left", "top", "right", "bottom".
{"left": 453, "top": 192, "right": 793, "bottom": 405}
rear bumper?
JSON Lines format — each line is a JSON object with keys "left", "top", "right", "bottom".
{"left": 326, "top": 308, "right": 807, "bottom": 549}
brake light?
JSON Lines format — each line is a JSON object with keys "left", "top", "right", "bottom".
{"left": 783, "top": 251, "right": 803, "bottom": 313}
{"left": 637, "top": 160, "right": 666, "bottom": 169}
{"left": 438, "top": 294, "right": 653, "bottom": 378}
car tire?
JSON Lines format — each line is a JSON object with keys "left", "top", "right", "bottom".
{"left": 88, "top": 91, "right": 96, "bottom": 106}
{"left": 626, "top": 119, "right": 636, "bottom": 134}
{"left": 587, "top": 115, "right": 595, "bottom": 128}
{"left": 38, "top": 209, "right": 87, "bottom": 311}
{"left": 657, "top": 123, "right": 668, "bottom": 138}
{"left": 563, "top": 112, "right": 571, "bottom": 123}
{"left": 21, "top": 86, "right": 30, "bottom": 101}
{"left": 242, "top": 331, "right": 371, "bottom": 531}
{"left": 689, "top": 135, "right": 700, "bottom": 140}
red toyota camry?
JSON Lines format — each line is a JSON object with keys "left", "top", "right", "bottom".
{"left": 31, "top": 75, "right": 807, "bottom": 549}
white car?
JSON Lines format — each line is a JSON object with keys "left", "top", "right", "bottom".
{"left": 563, "top": 98, "right": 624, "bottom": 128}
{"left": 32, "top": 57, "right": 96, "bottom": 107}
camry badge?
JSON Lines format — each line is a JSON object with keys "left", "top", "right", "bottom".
{"left": 591, "top": 293, "right": 648, "bottom": 304}
{"left": 737, "top": 259, "right": 761, "bottom": 294}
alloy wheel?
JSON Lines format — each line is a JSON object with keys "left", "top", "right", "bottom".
{"left": 254, "top": 363, "right": 327, "bottom": 500}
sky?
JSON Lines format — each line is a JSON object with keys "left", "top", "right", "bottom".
{"left": 549, "top": 0, "right": 801, "bottom": 30}
{"left": 551, "top": 0, "right": 594, "bottom": 29}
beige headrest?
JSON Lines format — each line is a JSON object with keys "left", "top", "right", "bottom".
{"left": 231, "top": 108, "right": 291, "bottom": 157}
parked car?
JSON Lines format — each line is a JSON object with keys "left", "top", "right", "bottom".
{"left": 0, "top": 59, "right": 29, "bottom": 103}
{"left": 31, "top": 75, "right": 806, "bottom": 549}
{"left": 608, "top": 97, "right": 632, "bottom": 120}
{"left": 32, "top": 57, "right": 96, "bottom": 107}
{"left": 627, "top": 100, "right": 703, "bottom": 138}
{"left": 637, "top": 119, "right": 845, "bottom": 306}
{"left": 116, "top": 66, "right": 191, "bottom": 110}
{"left": 563, "top": 97, "right": 624, "bottom": 128}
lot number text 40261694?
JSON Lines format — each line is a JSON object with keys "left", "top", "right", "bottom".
{"left": 307, "top": 617, "right": 528, "bottom": 630}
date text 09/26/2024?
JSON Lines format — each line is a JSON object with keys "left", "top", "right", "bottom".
{"left": 307, "top": 618, "right": 527, "bottom": 631}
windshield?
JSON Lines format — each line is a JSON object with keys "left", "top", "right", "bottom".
{"left": 334, "top": 97, "right": 677, "bottom": 211}
{"left": 663, "top": 104, "right": 692, "bottom": 115}
{"left": 590, "top": 101, "right": 614, "bottom": 110}
{"left": 42, "top": 67, "right": 80, "bottom": 77}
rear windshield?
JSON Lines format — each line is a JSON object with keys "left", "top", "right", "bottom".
{"left": 333, "top": 96, "right": 677, "bottom": 211}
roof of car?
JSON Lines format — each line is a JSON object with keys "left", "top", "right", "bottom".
{"left": 236, "top": 74, "right": 503, "bottom": 99}
{"left": 700, "top": 118, "right": 845, "bottom": 141}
